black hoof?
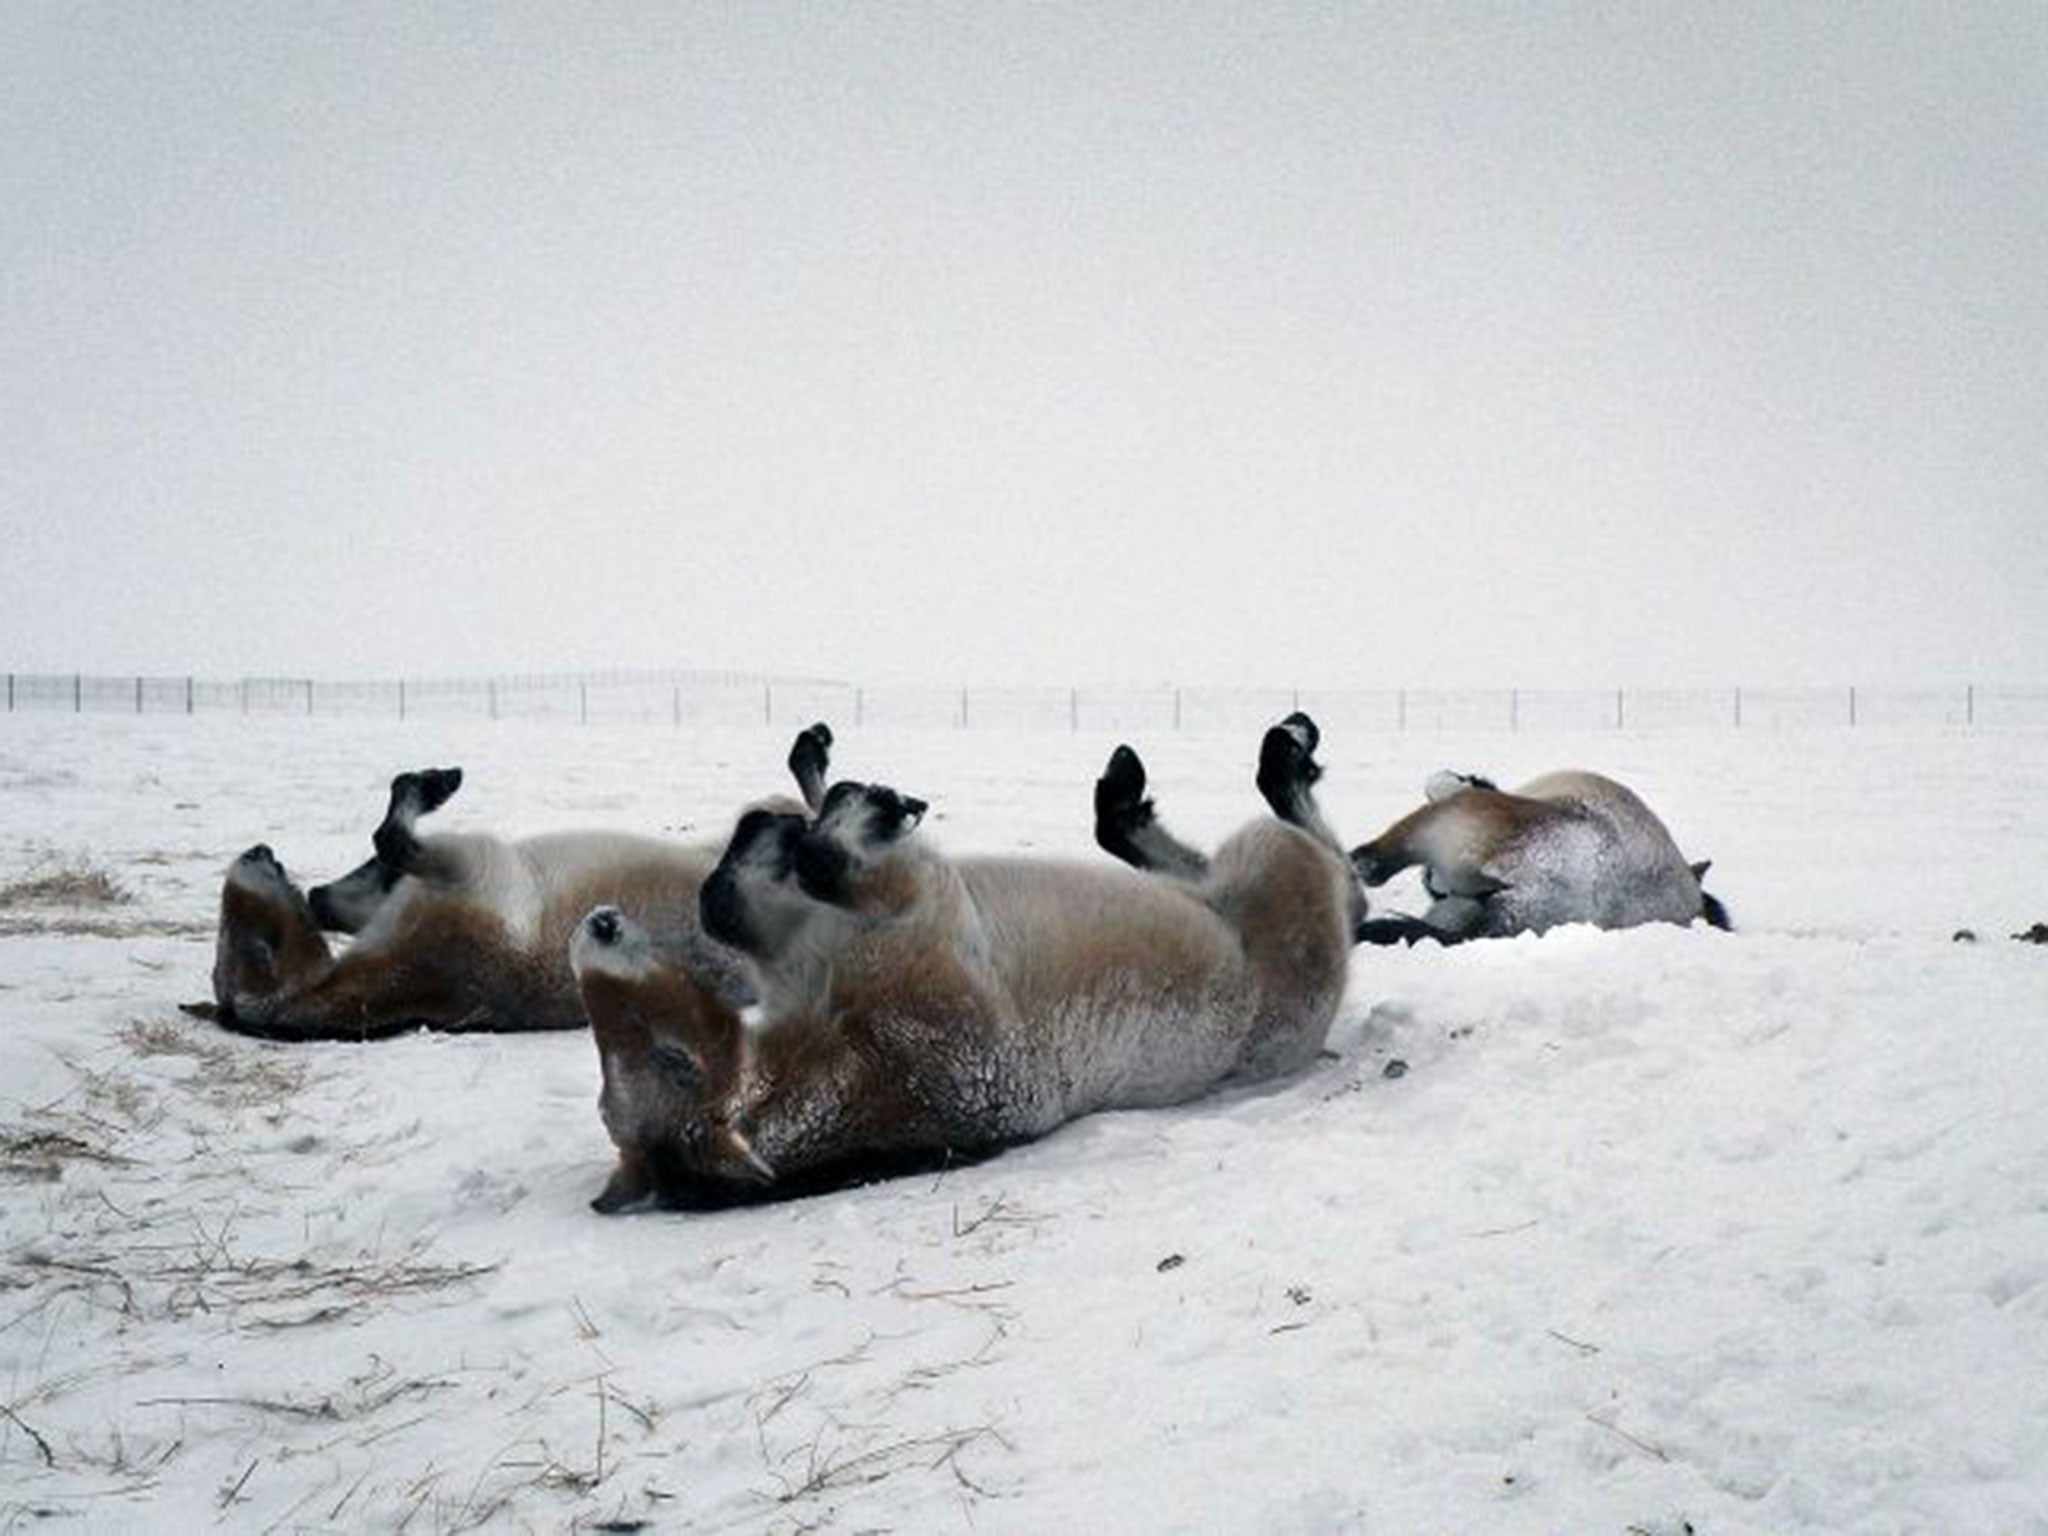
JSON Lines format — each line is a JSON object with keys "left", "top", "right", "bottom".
{"left": 1093, "top": 745, "right": 1160, "bottom": 868}
{"left": 1257, "top": 716, "right": 1323, "bottom": 815}
{"left": 788, "top": 723, "right": 834, "bottom": 810}
{"left": 790, "top": 724, "right": 833, "bottom": 765}
{"left": 393, "top": 767, "right": 463, "bottom": 813}
{"left": 1095, "top": 745, "right": 1150, "bottom": 821}
{"left": 1278, "top": 710, "right": 1320, "bottom": 755}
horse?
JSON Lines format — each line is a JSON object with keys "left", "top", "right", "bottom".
{"left": 1347, "top": 767, "right": 1729, "bottom": 944}
{"left": 570, "top": 717, "right": 1356, "bottom": 1210}
{"left": 191, "top": 724, "right": 834, "bottom": 1040}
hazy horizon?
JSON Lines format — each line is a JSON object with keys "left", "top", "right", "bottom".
{"left": 6, "top": 5, "right": 2044, "bottom": 690}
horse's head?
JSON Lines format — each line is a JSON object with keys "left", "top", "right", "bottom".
{"left": 572, "top": 903, "right": 764, "bottom": 1209}
{"left": 211, "top": 844, "right": 332, "bottom": 1019}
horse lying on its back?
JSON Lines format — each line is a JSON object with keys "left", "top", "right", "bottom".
{"left": 1092, "top": 721, "right": 1728, "bottom": 946}
{"left": 192, "top": 726, "right": 834, "bottom": 1040}
{"left": 572, "top": 717, "right": 1358, "bottom": 1212}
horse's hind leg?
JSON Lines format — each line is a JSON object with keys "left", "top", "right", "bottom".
{"left": 1256, "top": 712, "right": 1346, "bottom": 857}
{"left": 1093, "top": 744, "right": 1210, "bottom": 882}
{"left": 1255, "top": 712, "right": 1367, "bottom": 926}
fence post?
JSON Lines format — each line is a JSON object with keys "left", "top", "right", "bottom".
{"left": 1966, "top": 683, "right": 1974, "bottom": 727}
{"left": 6, "top": 673, "right": 12, "bottom": 712}
{"left": 1069, "top": 687, "right": 1078, "bottom": 732}
{"left": 763, "top": 682, "right": 772, "bottom": 726}
{"left": 1733, "top": 686, "right": 1742, "bottom": 728}
{"left": 580, "top": 680, "right": 589, "bottom": 726}
{"left": 241, "top": 678, "right": 249, "bottom": 714}
{"left": 75, "top": 673, "right": 82, "bottom": 713}
{"left": 305, "top": 678, "right": 314, "bottom": 716}
{"left": 135, "top": 676, "right": 143, "bottom": 714}
{"left": 398, "top": 680, "right": 406, "bottom": 720}
{"left": 1174, "top": 687, "right": 1183, "bottom": 731}
{"left": 959, "top": 687, "right": 969, "bottom": 728}
{"left": 1849, "top": 686, "right": 1857, "bottom": 727}
{"left": 185, "top": 676, "right": 194, "bottom": 715}
{"left": 491, "top": 680, "right": 500, "bottom": 722}
{"left": 670, "top": 683, "right": 679, "bottom": 728}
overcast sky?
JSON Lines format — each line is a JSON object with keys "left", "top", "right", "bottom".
{"left": 4, "top": 4, "right": 2044, "bottom": 688}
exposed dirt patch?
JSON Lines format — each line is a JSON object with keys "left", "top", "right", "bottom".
{"left": 0, "top": 857, "right": 132, "bottom": 908}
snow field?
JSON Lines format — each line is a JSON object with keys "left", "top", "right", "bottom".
{"left": 2, "top": 712, "right": 2045, "bottom": 1532}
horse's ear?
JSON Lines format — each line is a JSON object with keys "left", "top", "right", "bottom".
{"left": 1690, "top": 859, "right": 1713, "bottom": 881}
{"left": 179, "top": 1001, "right": 222, "bottom": 1021}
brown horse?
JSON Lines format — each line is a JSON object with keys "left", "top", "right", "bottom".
{"left": 192, "top": 725, "right": 834, "bottom": 1040}
{"left": 1347, "top": 768, "right": 1729, "bottom": 944}
{"left": 572, "top": 718, "right": 1357, "bottom": 1211}
{"left": 1092, "top": 720, "right": 1726, "bottom": 947}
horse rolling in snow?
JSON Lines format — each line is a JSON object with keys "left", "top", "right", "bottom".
{"left": 194, "top": 723, "right": 836, "bottom": 1041}
{"left": 1346, "top": 767, "right": 1730, "bottom": 945}
{"left": 1092, "top": 713, "right": 1725, "bottom": 947}
{"left": 568, "top": 715, "right": 1357, "bottom": 1212}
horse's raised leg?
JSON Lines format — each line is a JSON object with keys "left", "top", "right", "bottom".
{"left": 787, "top": 723, "right": 834, "bottom": 813}
{"left": 1093, "top": 744, "right": 1210, "bottom": 882}
{"left": 308, "top": 766, "right": 465, "bottom": 931}
{"left": 1255, "top": 712, "right": 1367, "bottom": 929}
{"left": 371, "top": 767, "right": 464, "bottom": 872}
{"left": 1256, "top": 712, "right": 1346, "bottom": 857}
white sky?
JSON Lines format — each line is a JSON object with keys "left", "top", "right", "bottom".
{"left": 4, "top": 4, "right": 2044, "bottom": 688}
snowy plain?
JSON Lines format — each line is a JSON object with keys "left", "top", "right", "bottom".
{"left": 2, "top": 709, "right": 2046, "bottom": 1534}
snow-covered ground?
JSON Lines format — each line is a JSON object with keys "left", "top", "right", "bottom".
{"left": 3, "top": 711, "right": 2045, "bottom": 1534}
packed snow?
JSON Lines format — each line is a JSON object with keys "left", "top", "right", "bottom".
{"left": 2, "top": 711, "right": 2045, "bottom": 1533}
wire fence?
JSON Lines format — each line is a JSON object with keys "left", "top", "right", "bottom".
{"left": 3, "top": 670, "right": 2044, "bottom": 733}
